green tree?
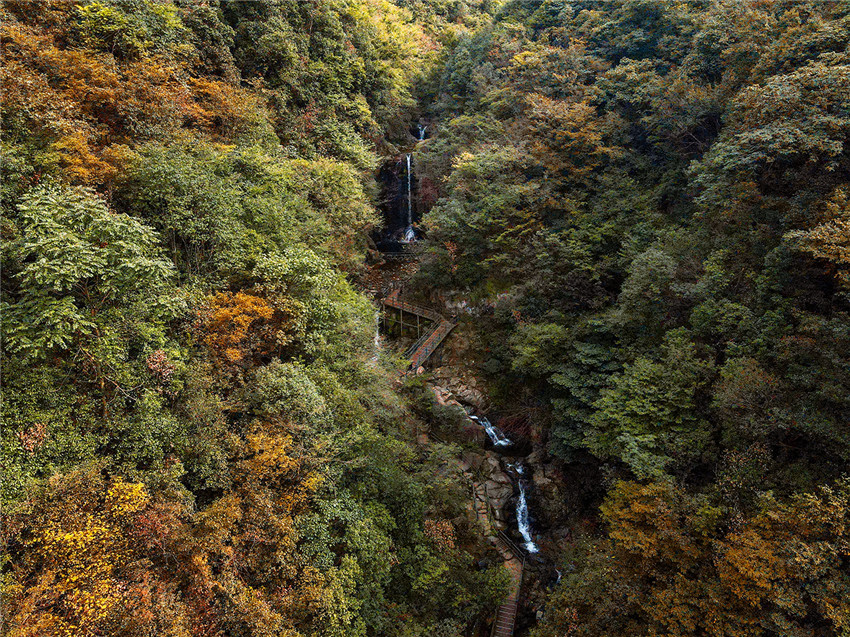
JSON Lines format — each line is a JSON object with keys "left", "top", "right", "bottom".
{"left": 3, "top": 184, "right": 174, "bottom": 360}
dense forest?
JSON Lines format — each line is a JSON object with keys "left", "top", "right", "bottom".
{"left": 1, "top": 1, "right": 849, "bottom": 637}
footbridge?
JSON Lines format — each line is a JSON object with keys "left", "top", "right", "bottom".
{"left": 380, "top": 288, "right": 457, "bottom": 369}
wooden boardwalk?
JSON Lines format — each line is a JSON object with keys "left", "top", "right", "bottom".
{"left": 468, "top": 479, "right": 525, "bottom": 637}
{"left": 491, "top": 534, "right": 524, "bottom": 637}
{"left": 382, "top": 288, "right": 456, "bottom": 369}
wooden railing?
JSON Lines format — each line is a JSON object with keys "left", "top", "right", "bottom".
{"left": 381, "top": 288, "right": 457, "bottom": 369}
{"left": 408, "top": 319, "right": 456, "bottom": 369}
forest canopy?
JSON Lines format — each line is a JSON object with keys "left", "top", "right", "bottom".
{"left": 2, "top": 1, "right": 849, "bottom": 636}
{"left": 1, "top": 2, "right": 506, "bottom": 636}
{"left": 413, "top": 0, "right": 850, "bottom": 634}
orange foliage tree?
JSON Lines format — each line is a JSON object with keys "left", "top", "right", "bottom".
{"left": 536, "top": 479, "right": 850, "bottom": 637}
{"left": 1, "top": 6, "right": 267, "bottom": 191}
{"left": 201, "top": 291, "right": 302, "bottom": 371}
{"left": 3, "top": 471, "right": 200, "bottom": 637}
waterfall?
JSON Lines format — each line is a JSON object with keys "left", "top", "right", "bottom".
{"left": 515, "top": 463, "right": 539, "bottom": 553}
{"left": 406, "top": 153, "right": 412, "bottom": 227}
{"left": 418, "top": 124, "right": 427, "bottom": 140}
{"left": 470, "top": 414, "right": 541, "bottom": 557}
{"left": 401, "top": 153, "right": 416, "bottom": 243}
{"left": 470, "top": 415, "right": 511, "bottom": 447}
{"left": 370, "top": 310, "right": 381, "bottom": 362}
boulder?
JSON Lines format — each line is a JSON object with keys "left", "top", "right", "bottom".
{"left": 457, "top": 386, "right": 485, "bottom": 407}
{"left": 490, "top": 470, "right": 512, "bottom": 485}
{"left": 485, "top": 453, "right": 501, "bottom": 475}
{"left": 461, "top": 451, "right": 485, "bottom": 473}
{"left": 484, "top": 478, "right": 513, "bottom": 511}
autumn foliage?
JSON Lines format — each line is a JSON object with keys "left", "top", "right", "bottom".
{"left": 201, "top": 291, "right": 301, "bottom": 369}
{"left": 2, "top": 2, "right": 505, "bottom": 636}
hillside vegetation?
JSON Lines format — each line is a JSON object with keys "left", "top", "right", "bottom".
{"left": 1, "top": 2, "right": 506, "bottom": 636}
{"left": 2, "top": 1, "right": 849, "bottom": 636}
{"left": 414, "top": 1, "right": 850, "bottom": 635}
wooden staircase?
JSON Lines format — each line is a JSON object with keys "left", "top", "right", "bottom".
{"left": 381, "top": 288, "right": 457, "bottom": 369}
{"left": 491, "top": 533, "right": 525, "bottom": 637}
{"left": 468, "top": 479, "right": 526, "bottom": 637}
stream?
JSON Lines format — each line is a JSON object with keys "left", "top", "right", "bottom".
{"left": 372, "top": 120, "right": 542, "bottom": 562}
{"left": 369, "top": 121, "right": 549, "bottom": 635}
{"left": 472, "top": 415, "right": 540, "bottom": 554}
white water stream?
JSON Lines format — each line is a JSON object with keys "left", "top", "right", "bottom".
{"left": 515, "top": 464, "right": 539, "bottom": 553}
{"left": 470, "top": 415, "right": 511, "bottom": 447}
{"left": 471, "top": 415, "right": 540, "bottom": 553}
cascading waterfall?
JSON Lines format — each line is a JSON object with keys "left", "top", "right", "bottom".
{"left": 403, "top": 153, "right": 416, "bottom": 243}
{"left": 472, "top": 416, "right": 540, "bottom": 552}
{"left": 418, "top": 124, "right": 427, "bottom": 140}
{"left": 470, "top": 415, "right": 512, "bottom": 447}
{"left": 515, "top": 464, "right": 540, "bottom": 553}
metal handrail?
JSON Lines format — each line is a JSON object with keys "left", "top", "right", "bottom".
{"left": 490, "top": 531, "right": 526, "bottom": 637}
{"left": 405, "top": 329, "right": 433, "bottom": 357}
{"left": 497, "top": 530, "right": 525, "bottom": 561}
{"left": 409, "top": 321, "right": 455, "bottom": 369}
{"left": 386, "top": 299, "right": 443, "bottom": 323}
{"left": 383, "top": 288, "right": 444, "bottom": 322}
{"left": 382, "top": 289, "right": 456, "bottom": 369}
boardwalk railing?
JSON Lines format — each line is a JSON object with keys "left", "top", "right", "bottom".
{"left": 491, "top": 533, "right": 525, "bottom": 637}
{"left": 497, "top": 530, "right": 526, "bottom": 563}
{"left": 408, "top": 319, "right": 456, "bottom": 369}
{"left": 383, "top": 288, "right": 443, "bottom": 322}
{"left": 404, "top": 329, "right": 433, "bottom": 358}
{"left": 381, "top": 289, "right": 457, "bottom": 369}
